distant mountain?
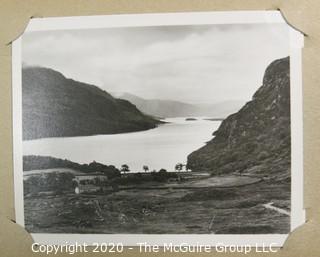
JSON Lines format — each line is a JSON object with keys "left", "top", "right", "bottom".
{"left": 195, "top": 100, "right": 246, "bottom": 119}
{"left": 22, "top": 67, "right": 160, "bottom": 140}
{"left": 119, "top": 93, "right": 196, "bottom": 118}
{"left": 187, "top": 57, "right": 291, "bottom": 181}
{"left": 119, "top": 93, "right": 245, "bottom": 118}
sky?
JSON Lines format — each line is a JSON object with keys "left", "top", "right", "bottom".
{"left": 22, "top": 23, "right": 290, "bottom": 104}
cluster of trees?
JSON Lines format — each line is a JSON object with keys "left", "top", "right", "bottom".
{"left": 24, "top": 172, "right": 75, "bottom": 195}
{"left": 119, "top": 162, "right": 186, "bottom": 174}
{"left": 113, "top": 163, "right": 187, "bottom": 185}
{"left": 150, "top": 169, "right": 178, "bottom": 182}
{"left": 114, "top": 168, "right": 179, "bottom": 185}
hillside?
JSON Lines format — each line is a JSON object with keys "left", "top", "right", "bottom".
{"left": 22, "top": 67, "right": 160, "bottom": 140}
{"left": 119, "top": 93, "right": 244, "bottom": 118}
{"left": 187, "top": 57, "right": 291, "bottom": 181}
{"left": 23, "top": 155, "right": 120, "bottom": 178}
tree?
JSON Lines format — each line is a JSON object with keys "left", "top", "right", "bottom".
{"left": 175, "top": 163, "right": 183, "bottom": 172}
{"left": 143, "top": 165, "right": 149, "bottom": 173}
{"left": 159, "top": 168, "right": 167, "bottom": 173}
{"left": 120, "top": 164, "right": 130, "bottom": 175}
{"left": 102, "top": 165, "right": 121, "bottom": 179}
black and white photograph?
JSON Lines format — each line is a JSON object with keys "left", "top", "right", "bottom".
{"left": 12, "top": 12, "right": 304, "bottom": 245}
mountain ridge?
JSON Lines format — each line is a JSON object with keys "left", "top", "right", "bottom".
{"left": 22, "top": 66, "right": 160, "bottom": 140}
{"left": 119, "top": 92, "right": 245, "bottom": 118}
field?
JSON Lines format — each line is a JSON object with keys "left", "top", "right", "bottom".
{"left": 24, "top": 173, "right": 290, "bottom": 234}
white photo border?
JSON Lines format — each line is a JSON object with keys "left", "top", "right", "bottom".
{"left": 12, "top": 11, "right": 305, "bottom": 246}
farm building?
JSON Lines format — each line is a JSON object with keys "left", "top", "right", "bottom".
{"left": 73, "top": 173, "right": 109, "bottom": 194}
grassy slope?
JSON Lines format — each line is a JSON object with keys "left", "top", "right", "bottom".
{"left": 24, "top": 180, "right": 289, "bottom": 234}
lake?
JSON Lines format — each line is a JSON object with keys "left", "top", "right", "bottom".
{"left": 23, "top": 117, "right": 221, "bottom": 172}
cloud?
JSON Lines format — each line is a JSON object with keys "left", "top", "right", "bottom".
{"left": 22, "top": 23, "right": 289, "bottom": 103}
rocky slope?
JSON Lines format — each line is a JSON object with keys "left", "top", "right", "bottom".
{"left": 187, "top": 57, "right": 291, "bottom": 181}
{"left": 22, "top": 67, "right": 159, "bottom": 140}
